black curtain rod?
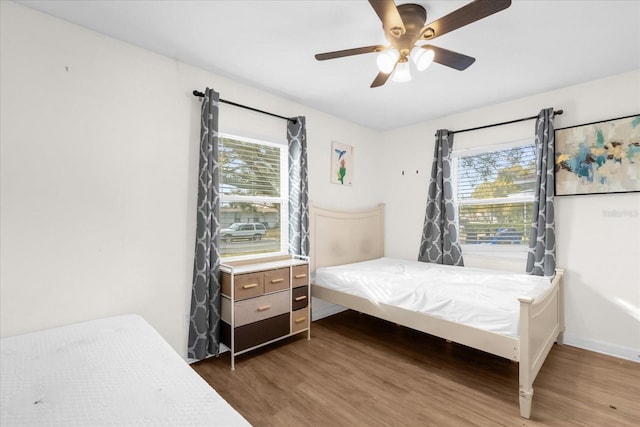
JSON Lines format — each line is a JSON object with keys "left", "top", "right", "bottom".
{"left": 192, "top": 90, "right": 296, "bottom": 123}
{"left": 448, "top": 109, "right": 564, "bottom": 135}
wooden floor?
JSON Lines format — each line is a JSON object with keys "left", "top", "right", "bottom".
{"left": 192, "top": 310, "right": 640, "bottom": 426}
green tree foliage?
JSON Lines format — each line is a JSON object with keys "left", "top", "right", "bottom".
{"left": 220, "top": 137, "right": 280, "bottom": 198}
{"left": 219, "top": 137, "right": 282, "bottom": 218}
{"left": 471, "top": 164, "right": 534, "bottom": 199}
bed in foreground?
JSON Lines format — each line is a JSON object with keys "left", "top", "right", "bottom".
{"left": 310, "top": 204, "right": 565, "bottom": 419}
{"left": 0, "top": 314, "right": 250, "bottom": 426}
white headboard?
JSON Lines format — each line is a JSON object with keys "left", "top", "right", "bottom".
{"left": 309, "top": 203, "right": 384, "bottom": 272}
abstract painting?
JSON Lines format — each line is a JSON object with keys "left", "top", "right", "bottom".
{"left": 555, "top": 114, "right": 640, "bottom": 195}
{"left": 331, "top": 141, "right": 354, "bottom": 186}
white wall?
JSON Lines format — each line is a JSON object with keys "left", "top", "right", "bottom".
{"left": 381, "top": 70, "right": 640, "bottom": 361}
{"left": 0, "top": 1, "right": 382, "bottom": 358}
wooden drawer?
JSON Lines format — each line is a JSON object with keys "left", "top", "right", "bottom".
{"left": 221, "top": 313, "right": 290, "bottom": 352}
{"left": 292, "top": 286, "right": 309, "bottom": 311}
{"left": 264, "top": 267, "right": 290, "bottom": 293}
{"left": 222, "top": 271, "right": 264, "bottom": 300}
{"left": 234, "top": 290, "right": 290, "bottom": 327}
{"left": 291, "top": 307, "right": 309, "bottom": 334}
{"left": 292, "top": 264, "right": 309, "bottom": 287}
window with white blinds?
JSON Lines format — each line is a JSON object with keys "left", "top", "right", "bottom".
{"left": 453, "top": 140, "right": 536, "bottom": 249}
{"left": 219, "top": 135, "right": 288, "bottom": 258}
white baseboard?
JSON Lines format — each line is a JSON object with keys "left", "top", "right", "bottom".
{"left": 563, "top": 334, "right": 639, "bottom": 362}
{"left": 311, "top": 297, "right": 346, "bottom": 321}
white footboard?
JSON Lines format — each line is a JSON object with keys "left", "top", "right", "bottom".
{"left": 517, "top": 268, "right": 565, "bottom": 419}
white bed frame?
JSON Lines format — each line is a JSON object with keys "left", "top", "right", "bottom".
{"left": 309, "top": 204, "right": 565, "bottom": 419}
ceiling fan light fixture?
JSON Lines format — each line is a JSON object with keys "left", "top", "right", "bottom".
{"left": 411, "top": 47, "right": 435, "bottom": 71}
{"left": 376, "top": 49, "right": 399, "bottom": 74}
{"left": 392, "top": 61, "right": 411, "bottom": 83}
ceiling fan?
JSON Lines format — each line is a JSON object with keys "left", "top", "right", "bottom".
{"left": 314, "top": 0, "right": 512, "bottom": 88}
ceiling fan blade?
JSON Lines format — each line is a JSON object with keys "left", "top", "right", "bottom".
{"left": 370, "top": 71, "right": 392, "bottom": 88}
{"left": 421, "top": 0, "right": 511, "bottom": 40}
{"left": 425, "top": 45, "right": 476, "bottom": 71}
{"left": 368, "top": 0, "right": 406, "bottom": 38}
{"left": 315, "top": 45, "right": 385, "bottom": 61}
{"left": 370, "top": 60, "right": 397, "bottom": 88}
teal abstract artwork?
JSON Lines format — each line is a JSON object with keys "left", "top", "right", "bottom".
{"left": 555, "top": 115, "right": 640, "bottom": 195}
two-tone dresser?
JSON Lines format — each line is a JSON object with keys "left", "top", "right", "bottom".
{"left": 220, "top": 255, "right": 310, "bottom": 369}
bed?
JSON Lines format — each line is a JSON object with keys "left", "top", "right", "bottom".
{"left": 309, "top": 204, "right": 565, "bottom": 419}
{"left": 0, "top": 314, "right": 251, "bottom": 427}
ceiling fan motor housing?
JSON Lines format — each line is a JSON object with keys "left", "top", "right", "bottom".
{"left": 387, "top": 4, "right": 429, "bottom": 58}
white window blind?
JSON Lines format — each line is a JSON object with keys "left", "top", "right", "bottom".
{"left": 453, "top": 141, "right": 536, "bottom": 247}
{"left": 219, "top": 135, "right": 288, "bottom": 258}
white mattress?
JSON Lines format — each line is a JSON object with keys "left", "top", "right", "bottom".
{"left": 0, "top": 314, "right": 251, "bottom": 427}
{"left": 314, "top": 257, "right": 553, "bottom": 337}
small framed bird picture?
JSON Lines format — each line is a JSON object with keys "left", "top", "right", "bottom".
{"left": 331, "top": 141, "right": 354, "bottom": 186}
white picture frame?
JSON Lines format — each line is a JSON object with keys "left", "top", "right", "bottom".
{"left": 330, "top": 141, "right": 354, "bottom": 186}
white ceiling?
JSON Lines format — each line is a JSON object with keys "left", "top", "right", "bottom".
{"left": 17, "top": 0, "right": 640, "bottom": 131}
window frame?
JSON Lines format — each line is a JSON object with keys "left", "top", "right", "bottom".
{"left": 452, "top": 138, "right": 535, "bottom": 260}
{"left": 218, "top": 132, "right": 289, "bottom": 262}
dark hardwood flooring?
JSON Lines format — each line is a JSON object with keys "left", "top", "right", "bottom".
{"left": 192, "top": 310, "right": 640, "bottom": 426}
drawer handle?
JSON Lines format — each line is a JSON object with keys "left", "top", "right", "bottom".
{"left": 257, "top": 305, "right": 271, "bottom": 312}
{"left": 294, "top": 317, "right": 307, "bottom": 324}
{"left": 270, "top": 278, "right": 284, "bottom": 284}
{"left": 294, "top": 296, "right": 307, "bottom": 301}
{"left": 242, "top": 283, "right": 258, "bottom": 289}
{"left": 295, "top": 274, "right": 307, "bottom": 279}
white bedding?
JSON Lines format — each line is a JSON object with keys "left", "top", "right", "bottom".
{"left": 314, "top": 257, "right": 553, "bottom": 337}
{"left": 0, "top": 314, "right": 250, "bottom": 427}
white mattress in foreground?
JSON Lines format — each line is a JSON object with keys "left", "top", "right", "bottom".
{"left": 314, "top": 257, "right": 552, "bottom": 337}
{"left": 0, "top": 314, "right": 251, "bottom": 427}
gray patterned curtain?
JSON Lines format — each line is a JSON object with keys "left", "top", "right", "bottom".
{"left": 526, "top": 108, "right": 556, "bottom": 276}
{"left": 418, "top": 130, "right": 464, "bottom": 266}
{"left": 188, "top": 88, "right": 221, "bottom": 360}
{"left": 287, "top": 116, "right": 310, "bottom": 256}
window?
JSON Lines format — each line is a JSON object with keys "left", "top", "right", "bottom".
{"left": 219, "top": 134, "right": 288, "bottom": 258}
{"left": 453, "top": 140, "right": 536, "bottom": 255}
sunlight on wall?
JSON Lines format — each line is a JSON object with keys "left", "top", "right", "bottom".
{"left": 613, "top": 297, "right": 640, "bottom": 322}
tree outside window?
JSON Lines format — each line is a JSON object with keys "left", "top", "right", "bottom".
{"left": 454, "top": 142, "right": 535, "bottom": 248}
